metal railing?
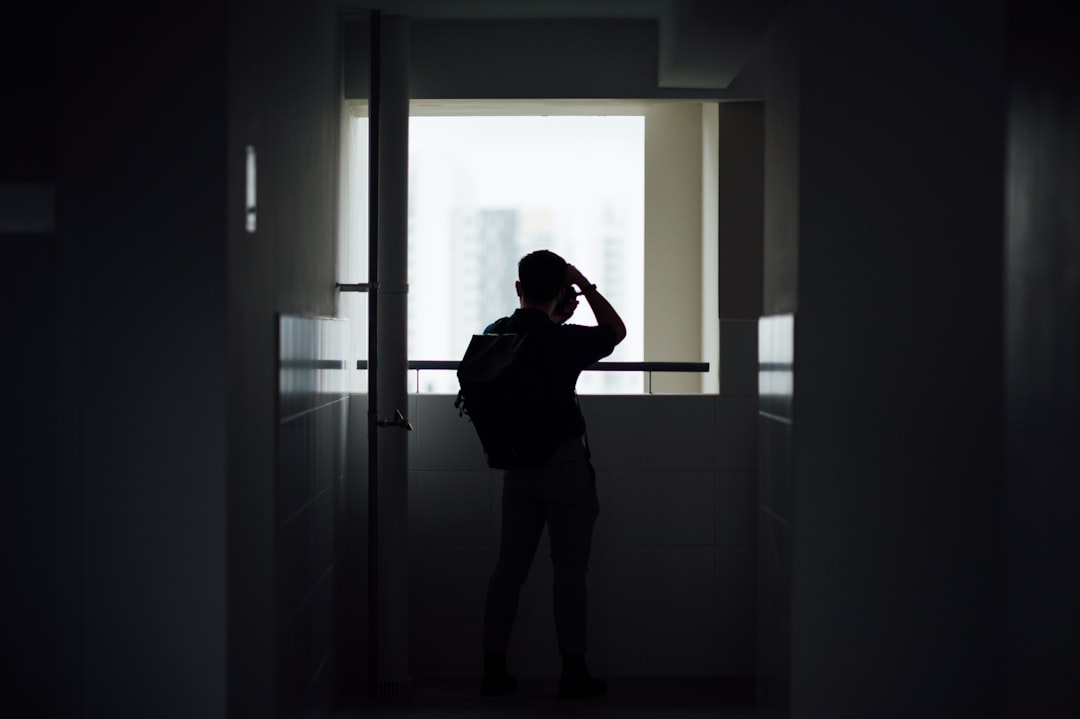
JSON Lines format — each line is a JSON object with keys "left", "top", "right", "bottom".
{"left": 356, "top": 360, "right": 709, "bottom": 394}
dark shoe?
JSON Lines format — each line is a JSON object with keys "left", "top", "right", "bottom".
{"left": 481, "top": 650, "right": 517, "bottom": 696}
{"left": 558, "top": 653, "right": 606, "bottom": 700}
{"left": 558, "top": 673, "right": 607, "bottom": 700}
{"left": 481, "top": 671, "right": 518, "bottom": 697}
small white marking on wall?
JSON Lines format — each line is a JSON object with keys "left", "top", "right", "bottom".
{"left": 245, "top": 146, "right": 257, "bottom": 234}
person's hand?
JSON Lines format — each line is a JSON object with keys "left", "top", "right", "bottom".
{"left": 565, "top": 264, "right": 589, "bottom": 290}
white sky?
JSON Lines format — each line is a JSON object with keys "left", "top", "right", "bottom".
{"left": 409, "top": 115, "right": 644, "bottom": 208}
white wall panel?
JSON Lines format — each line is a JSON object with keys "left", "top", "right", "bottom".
{"left": 392, "top": 393, "right": 757, "bottom": 679}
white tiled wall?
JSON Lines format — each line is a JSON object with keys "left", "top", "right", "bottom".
{"left": 393, "top": 392, "right": 758, "bottom": 679}
{"left": 757, "top": 313, "right": 794, "bottom": 716}
{"left": 340, "top": 395, "right": 370, "bottom": 686}
{"left": 276, "top": 315, "right": 349, "bottom": 714}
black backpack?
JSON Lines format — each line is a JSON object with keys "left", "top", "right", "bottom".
{"left": 455, "top": 320, "right": 561, "bottom": 470}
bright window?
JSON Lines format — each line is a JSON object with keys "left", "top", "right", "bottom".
{"left": 407, "top": 115, "right": 645, "bottom": 394}
{"left": 339, "top": 102, "right": 719, "bottom": 395}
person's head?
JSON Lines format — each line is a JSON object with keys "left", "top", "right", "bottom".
{"left": 516, "top": 249, "right": 567, "bottom": 306}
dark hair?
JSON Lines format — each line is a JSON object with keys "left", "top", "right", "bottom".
{"left": 518, "top": 249, "right": 567, "bottom": 304}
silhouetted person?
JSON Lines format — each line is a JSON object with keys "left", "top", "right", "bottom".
{"left": 480, "top": 249, "right": 626, "bottom": 700}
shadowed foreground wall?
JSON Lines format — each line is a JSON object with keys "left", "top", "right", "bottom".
{"left": 752, "top": 2, "right": 1007, "bottom": 717}
{"left": 753, "top": 7, "right": 798, "bottom": 717}
{"left": 50, "top": 4, "right": 229, "bottom": 717}
{"left": 793, "top": 2, "right": 1004, "bottom": 717}
{"left": 226, "top": 0, "right": 345, "bottom": 715}
{"left": 1003, "top": 2, "right": 1080, "bottom": 714}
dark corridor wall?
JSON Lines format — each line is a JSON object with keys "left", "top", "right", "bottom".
{"left": 4, "top": 5, "right": 63, "bottom": 714}
{"left": 794, "top": 2, "right": 1006, "bottom": 712}
{"left": 227, "top": 0, "right": 344, "bottom": 716}
{"left": 50, "top": 2, "right": 229, "bottom": 717}
{"left": 1003, "top": 2, "right": 1080, "bottom": 714}
{"left": 751, "top": 1, "right": 1007, "bottom": 717}
{"left": 6, "top": 0, "right": 347, "bottom": 716}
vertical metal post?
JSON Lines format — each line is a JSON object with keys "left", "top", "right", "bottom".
{"left": 374, "top": 13, "right": 411, "bottom": 694}
{"left": 365, "top": 9, "right": 381, "bottom": 694}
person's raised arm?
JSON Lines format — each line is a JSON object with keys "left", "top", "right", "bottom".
{"left": 566, "top": 264, "right": 627, "bottom": 345}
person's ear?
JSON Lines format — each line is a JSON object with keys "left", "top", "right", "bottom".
{"left": 515, "top": 280, "right": 522, "bottom": 298}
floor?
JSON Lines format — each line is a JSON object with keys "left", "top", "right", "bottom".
{"left": 336, "top": 677, "right": 756, "bottom": 718}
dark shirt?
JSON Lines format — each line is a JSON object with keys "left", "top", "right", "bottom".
{"left": 485, "top": 308, "right": 617, "bottom": 440}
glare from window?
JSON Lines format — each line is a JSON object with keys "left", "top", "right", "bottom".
{"left": 408, "top": 115, "right": 645, "bottom": 394}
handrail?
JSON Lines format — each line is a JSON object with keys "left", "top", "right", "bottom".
{"left": 355, "top": 360, "right": 708, "bottom": 372}
{"left": 354, "top": 359, "right": 708, "bottom": 394}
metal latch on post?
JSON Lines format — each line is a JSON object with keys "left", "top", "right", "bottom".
{"left": 337, "top": 281, "right": 375, "bottom": 292}
{"left": 377, "top": 409, "right": 413, "bottom": 431}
